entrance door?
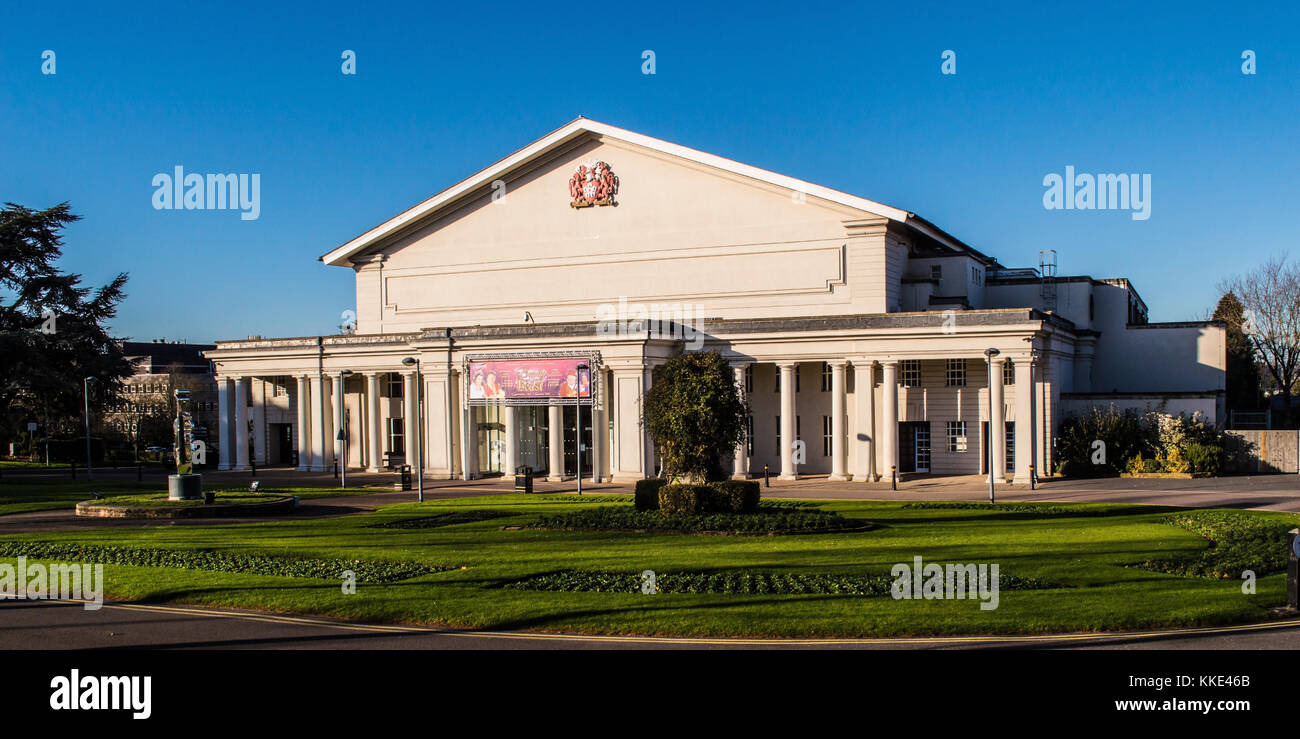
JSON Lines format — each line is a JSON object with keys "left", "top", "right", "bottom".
{"left": 516, "top": 406, "right": 548, "bottom": 476}
{"left": 898, "top": 421, "right": 930, "bottom": 473}
{"left": 276, "top": 424, "right": 293, "bottom": 465}
{"left": 475, "top": 405, "right": 505, "bottom": 476}
{"left": 562, "top": 404, "right": 592, "bottom": 477}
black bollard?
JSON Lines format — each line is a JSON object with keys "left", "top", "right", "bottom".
{"left": 251, "top": 457, "right": 257, "bottom": 477}
{"left": 1029, "top": 464, "right": 1036, "bottom": 491}
{"left": 763, "top": 464, "right": 770, "bottom": 488}
{"left": 137, "top": 463, "right": 143, "bottom": 482}
{"left": 891, "top": 465, "right": 897, "bottom": 491}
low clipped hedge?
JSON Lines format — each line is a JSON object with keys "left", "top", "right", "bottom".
{"left": 658, "top": 483, "right": 716, "bottom": 515}
{"left": 707, "top": 480, "right": 761, "bottom": 513}
{"left": 641, "top": 479, "right": 762, "bottom": 514}
{"left": 634, "top": 479, "right": 670, "bottom": 511}
{"left": 0, "top": 541, "right": 448, "bottom": 583}
{"left": 504, "top": 569, "right": 1054, "bottom": 595}
{"left": 525, "top": 505, "right": 866, "bottom": 535}
{"left": 1132, "top": 510, "right": 1298, "bottom": 578}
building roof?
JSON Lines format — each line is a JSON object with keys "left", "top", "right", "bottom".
{"left": 121, "top": 341, "right": 216, "bottom": 374}
{"left": 319, "top": 117, "right": 998, "bottom": 268}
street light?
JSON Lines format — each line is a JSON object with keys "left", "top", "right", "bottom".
{"left": 984, "top": 348, "right": 1000, "bottom": 504}
{"left": 402, "top": 357, "right": 424, "bottom": 502}
{"left": 338, "top": 369, "right": 353, "bottom": 488}
{"left": 83, "top": 377, "right": 96, "bottom": 479}
{"left": 576, "top": 363, "right": 589, "bottom": 495}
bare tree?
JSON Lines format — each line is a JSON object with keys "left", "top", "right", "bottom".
{"left": 1220, "top": 255, "right": 1300, "bottom": 404}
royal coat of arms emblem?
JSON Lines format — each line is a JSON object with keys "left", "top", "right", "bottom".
{"left": 569, "top": 161, "right": 618, "bottom": 207}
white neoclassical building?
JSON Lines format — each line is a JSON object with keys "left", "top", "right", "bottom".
{"left": 205, "top": 119, "right": 1225, "bottom": 484}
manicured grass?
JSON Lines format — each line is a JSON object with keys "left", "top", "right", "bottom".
{"left": 2, "top": 494, "right": 1295, "bottom": 637}
{"left": 0, "top": 480, "right": 378, "bottom": 516}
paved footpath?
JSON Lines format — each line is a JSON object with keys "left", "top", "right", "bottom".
{"left": 3, "top": 599, "right": 1299, "bottom": 650}
{"left": 3, "top": 468, "right": 1300, "bottom": 535}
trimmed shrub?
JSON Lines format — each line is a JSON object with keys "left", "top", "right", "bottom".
{"left": 634, "top": 479, "right": 669, "bottom": 511}
{"left": 658, "top": 483, "right": 719, "bottom": 515}
{"left": 706, "top": 480, "right": 761, "bottom": 513}
{"left": 1184, "top": 443, "right": 1223, "bottom": 476}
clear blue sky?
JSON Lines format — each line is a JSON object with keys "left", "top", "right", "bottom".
{"left": 3, "top": 0, "right": 1296, "bottom": 343}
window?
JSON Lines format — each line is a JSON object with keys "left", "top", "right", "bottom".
{"left": 387, "top": 417, "right": 404, "bottom": 455}
{"left": 930, "top": 264, "right": 942, "bottom": 281}
{"left": 387, "top": 373, "right": 404, "bottom": 398}
{"left": 744, "top": 365, "right": 752, "bottom": 394}
{"left": 822, "top": 415, "right": 833, "bottom": 457}
{"left": 1005, "top": 422, "right": 1015, "bottom": 473}
{"left": 900, "top": 360, "right": 922, "bottom": 387}
{"left": 745, "top": 415, "right": 753, "bottom": 456}
{"left": 946, "top": 358, "right": 966, "bottom": 387}
{"left": 947, "top": 421, "right": 967, "bottom": 453}
{"left": 971, "top": 266, "right": 983, "bottom": 286}
{"left": 821, "top": 362, "right": 832, "bottom": 392}
{"left": 1003, "top": 359, "right": 1015, "bottom": 385}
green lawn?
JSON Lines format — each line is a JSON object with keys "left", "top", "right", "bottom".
{"left": 0, "top": 480, "right": 375, "bottom": 516}
{"left": 1, "top": 493, "right": 1293, "bottom": 637}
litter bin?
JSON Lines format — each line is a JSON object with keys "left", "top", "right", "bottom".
{"left": 514, "top": 466, "right": 534, "bottom": 494}
{"left": 399, "top": 464, "right": 412, "bottom": 491}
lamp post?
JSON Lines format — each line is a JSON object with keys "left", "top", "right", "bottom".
{"left": 402, "top": 357, "right": 424, "bottom": 502}
{"left": 575, "top": 362, "right": 589, "bottom": 495}
{"left": 83, "top": 376, "right": 96, "bottom": 479}
{"left": 338, "top": 369, "right": 353, "bottom": 488}
{"left": 984, "top": 348, "right": 1000, "bottom": 504}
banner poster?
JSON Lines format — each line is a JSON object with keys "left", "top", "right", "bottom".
{"left": 467, "top": 358, "right": 591, "bottom": 401}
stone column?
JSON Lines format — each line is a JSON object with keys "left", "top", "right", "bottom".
{"left": 990, "top": 356, "right": 1006, "bottom": 483}
{"left": 881, "top": 361, "right": 899, "bottom": 480}
{"left": 295, "top": 375, "right": 311, "bottom": 471}
{"left": 309, "top": 374, "right": 327, "bottom": 472}
{"left": 365, "top": 373, "right": 382, "bottom": 472}
{"left": 233, "top": 377, "right": 249, "bottom": 471}
{"left": 731, "top": 363, "right": 749, "bottom": 480}
{"left": 777, "top": 362, "right": 797, "bottom": 480}
{"left": 852, "top": 361, "right": 876, "bottom": 481}
{"left": 503, "top": 404, "right": 518, "bottom": 476}
{"left": 217, "top": 378, "right": 233, "bottom": 470}
{"left": 1013, "top": 357, "right": 1035, "bottom": 484}
{"left": 829, "top": 360, "right": 848, "bottom": 481}
{"left": 547, "top": 402, "right": 563, "bottom": 481}
{"left": 423, "top": 370, "right": 452, "bottom": 479}
{"left": 403, "top": 372, "right": 419, "bottom": 470}
{"left": 589, "top": 389, "right": 603, "bottom": 483}
{"left": 321, "top": 375, "right": 335, "bottom": 471}
{"left": 608, "top": 365, "right": 651, "bottom": 481}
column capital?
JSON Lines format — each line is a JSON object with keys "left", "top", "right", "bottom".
{"left": 774, "top": 360, "right": 799, "bottom": 370}
{"left": 826, "top": 359, "right": 849, "bottom": 369}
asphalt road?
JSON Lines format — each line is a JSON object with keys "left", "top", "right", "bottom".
{"left": 3, "top": 599, "right": 1300, "bottom": 650}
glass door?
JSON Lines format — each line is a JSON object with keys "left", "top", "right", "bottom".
{"left": 475, "top": 405, "right": 505, "bottom": 476}
{"left": 516, "top": 406, "right": 548, "bottom": 476}
{"left": 562, "top": 404, "right": 592, "bottom": 477}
